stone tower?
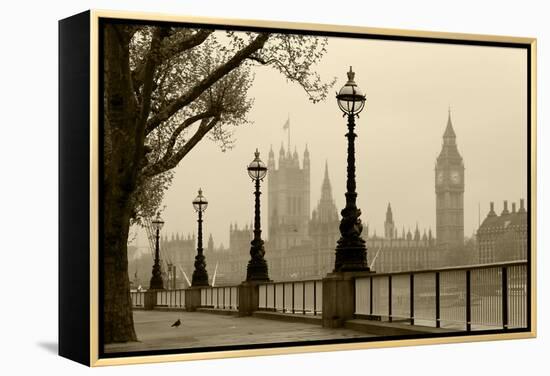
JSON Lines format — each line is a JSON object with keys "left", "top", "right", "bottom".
{"left": 435, "top": 109, "right": 465, "bottom": 248}
{"left": 267, "top": 144, "right": 310, "bottom": 250}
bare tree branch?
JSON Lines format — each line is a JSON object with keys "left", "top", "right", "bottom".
{"left": 247, "top": 54, "right": 327, "bottom": 101}
{"left": 143, "top": 115, "right": 221, "bottom": 177}
{"left": 145, "top": 33, "right": 270, "bottom": 135}
{"left": 162, "top": 110, "right": 218, "bottom": 160}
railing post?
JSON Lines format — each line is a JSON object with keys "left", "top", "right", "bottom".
{"left": 273, "top": 283, "right": 276, "bottom": 311}
{"left": 369, "top": 276, "right": 373, "bottom": 316}
{"left": 303, "top": 282, "right": 306, "bottom": 315}
{"left": 388, "top": 276, "right": 392, "bottom": 323}
{"left": 313, "top": 281, "right": 317, "bottom": 316}
{"left": 282, "top": 283, "right": 286, "bottom": 313}
{"left": 502, "top": 266, "right": 509, "bottom": 330}
{"left": 292, "top": 282, "right": 295, "bottom": 314}
{"left": 466, "top": 270, "right": 471, "bottom": 331}
{"left": 229, "top": 287, "right": 232, "bottom": 309}
{"left": 435, "top": 272, "right": 441, "bottom": 328}
{"left": 409, "top": 274, "right": 415, "bottom": 325}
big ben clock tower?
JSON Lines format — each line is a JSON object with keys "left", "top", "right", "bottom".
{"left": 435, "top": 109, "right": 464, "bottom": 249}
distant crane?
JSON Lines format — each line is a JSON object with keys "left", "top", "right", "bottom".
{"left": 211, "top": 262, "right": 219, "bottom": 287}
{"left": 177, "top": 265, "right": 192, "bottom": 287}
{"left": 369, "top": 246, "right": 382, "bottom": 270}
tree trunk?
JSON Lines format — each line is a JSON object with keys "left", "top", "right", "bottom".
{"left": 103, "top": 194, "right": 136, "bottom": 343}
{"left": 102, "top": 25, "right": 140, "bottom": 344}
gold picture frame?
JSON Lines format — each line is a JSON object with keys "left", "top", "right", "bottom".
{"left": 59, "top": 9, "right": 537, "bottom": 367}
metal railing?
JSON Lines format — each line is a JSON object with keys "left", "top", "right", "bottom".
{"left": 355, "top": 261, "right": 527, "bottom": 331}
{"left": 200, "top": 286, "right": 239, "bottom": 310}
{"left": 258, "top": 280, "right": 323, "bottom": 315}
{"left": 156, "top": 289, "right": 186, "bottom": 308}
{"left": 130, "top": 291, "right": 146, "bottom": 307}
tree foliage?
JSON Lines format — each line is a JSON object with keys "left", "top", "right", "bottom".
{"left": 103, "top": 25, "right": 333, "bottom": 225}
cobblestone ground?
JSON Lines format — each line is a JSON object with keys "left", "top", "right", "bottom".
{"left": 104, "top": 310, "right": 376, "bottom": 353}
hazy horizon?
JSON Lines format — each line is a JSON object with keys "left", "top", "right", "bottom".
{"left": 129, "top": 32, "right": 527, "bottom": 256}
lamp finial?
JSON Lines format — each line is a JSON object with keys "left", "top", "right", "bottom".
{"left": 347, "top": 66, "right": 355, "bottom": 81}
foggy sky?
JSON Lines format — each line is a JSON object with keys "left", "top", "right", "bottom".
{"left": 130, "top": 33, "right": 527, "bottom": 254}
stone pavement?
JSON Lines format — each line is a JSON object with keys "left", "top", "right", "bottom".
{"left": 104, "top": 310, "right": 376, "bottom": 353}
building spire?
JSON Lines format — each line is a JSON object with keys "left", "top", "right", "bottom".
{"left": 384, "top": 202, "right": 395, "bottom": 239}
{"left": 320, "top": 160, "right": 333, "bottom": 201}
{"left": 303, "top": 143, "right": 310, "bottom": 169}
{"left": 385, "top": 202, "right": 393, "bottom": 222}
{"left": 444, "top": 107, "right": 456, "bottom": 140}
{"left": 314, "top": 160, "right": 337, "bottom": 223}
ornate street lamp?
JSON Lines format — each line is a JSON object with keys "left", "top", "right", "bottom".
{"left": 333, "top": 66, "right": 369, "bottom": 272}
{"left": 245, "top": 149, "right": 270, "bottom": 281}
{"left": 149, "top": 212, "right": 165, "bottom": 290}
{"left": 191, "top": 188, "right": 210, "bottom": 286}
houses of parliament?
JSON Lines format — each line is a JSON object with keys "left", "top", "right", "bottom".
{"left": 132, "top": 111, "right": 527, "bottom": 287}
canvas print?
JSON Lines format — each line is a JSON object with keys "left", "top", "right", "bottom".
{"left": 100, "top": 18, "right": 531, "bottom": 357}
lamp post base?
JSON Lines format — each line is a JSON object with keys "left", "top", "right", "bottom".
{"left": 149, "top": 263, "right": 164, "bottom": 290}
{"left": 246, "top": 238, "right": 270, "bottom": 281}
{"left": 191, "top": 271, "right": 209, "bottom": 287}
{"left": 149, "top": 277, "right": 164, "bottom": 290}
{"left": 334, "top": 237, "right": 369, "bottom": 272}
{"left": 246, "top": 258, "right": 270, "bottom": 281}
{"left": 191, "top": 254, "right": 209, "bottom": 287}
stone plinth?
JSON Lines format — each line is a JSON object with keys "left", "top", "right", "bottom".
{"left": 144, "top": 290, "right": 158, "bottom": 310}
{"left": 184, "top": 287, "right": 202, "bottom": 311}
{"left": 238, "top": 281, "right": 260, "bottom": 316}
{"left": 322, "top": 271, "right": 373, "bottom": 328}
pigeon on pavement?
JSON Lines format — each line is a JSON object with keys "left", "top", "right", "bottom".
{"left": 171, "top": 318, "right": 181, "bottom": 328}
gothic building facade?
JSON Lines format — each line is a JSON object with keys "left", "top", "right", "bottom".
{"left": 267, "top": 144, "right": 310, "bottom": 251}
{"left": 135, "top": 110, "right": 529, "bottom": 288}
{"left": 477, "top": 199, "right": 528, "bottom": 264}
{"left": 151, "top": 112, "right": 469, "bottom": 285}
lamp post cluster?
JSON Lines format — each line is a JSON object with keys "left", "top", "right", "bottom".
{"left": 149, "top": 149, "right": 271, "bottom": 289}
{"left": 150, "top": 66, "right": 369, "bottom": 289}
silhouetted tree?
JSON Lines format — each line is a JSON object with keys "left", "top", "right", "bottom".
{"left": 103, "top": 23, "right": 334, "bottom": 343}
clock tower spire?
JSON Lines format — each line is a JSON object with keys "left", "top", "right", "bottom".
{"left": 435, "top": 108, "right": 464, "bottom": 249}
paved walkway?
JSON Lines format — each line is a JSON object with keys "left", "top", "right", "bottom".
{"left": 104, "top": 310, "right": 376, "bottom": 353}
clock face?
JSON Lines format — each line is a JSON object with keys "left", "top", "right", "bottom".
{"left": 451, "top": 171, "right": 460, "bottom": 183}
{"left": 437, "top": 172, "right": 444, "bottom": 184}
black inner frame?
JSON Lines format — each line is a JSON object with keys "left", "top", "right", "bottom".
{"left": 97, "top": 16, "right": 532, "bottom": 360}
